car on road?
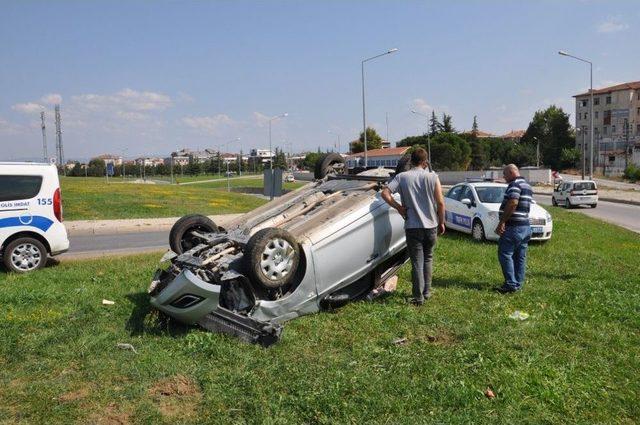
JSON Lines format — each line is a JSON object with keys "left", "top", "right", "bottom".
{"left": 0, "top": 162, "right": 69, "bottom": 272}
{"left": 148, "top": 153, "right": 408, "bottom": 346}
{"left": 444, "top": 182, "right": 553, "bottom": 242}
{"left": 552, "top": 180, "right": 598, "bottom": 209}
{"left": 284, "top": 173, "right": 295, "bottom": 182}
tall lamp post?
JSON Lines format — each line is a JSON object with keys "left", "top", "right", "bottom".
{"left": 559, "top": 50, "right": 594, "bottom": 178}
{"left": 362, "top": 48, "right": 398, "bottom": 168}
{"left": 328, "top": 130, "right": 341, "bottom": 153}
{"left": 268, "top": 113, "right": 288, "bottom": 199}
{"left": 410, "top": 109, "right": 432, "bottom": 169}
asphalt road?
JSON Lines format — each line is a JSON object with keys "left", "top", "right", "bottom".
{"left": 534, "top": 194, "right": 640, "bottom": 234}
{"left": 62, "top": 194, "right": 639, "bottom": 259}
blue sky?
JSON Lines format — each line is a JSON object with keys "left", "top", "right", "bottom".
{"left": 1, "top": 0, "right": 637, "bottom": 161}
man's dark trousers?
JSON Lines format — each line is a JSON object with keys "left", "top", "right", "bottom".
{"left": 405, "top": 228, "right": 437, "bottom": 302}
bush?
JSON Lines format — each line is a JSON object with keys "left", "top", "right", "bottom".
{"left": 623, "top": 165, "right": 640, "bottom": 182}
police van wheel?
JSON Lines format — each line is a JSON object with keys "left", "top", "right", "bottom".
{"left": 471, "top": 220, "right": 486, "bottom": 242}
{"left": 3, "top": 237, "right": 47, "bottom": 273}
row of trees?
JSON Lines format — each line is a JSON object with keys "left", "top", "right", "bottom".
{"left": 66, "top": 148, "right": 291, "bottom": 178}
{"left": 393, "top": 107, "right": 580, "bottom": 171}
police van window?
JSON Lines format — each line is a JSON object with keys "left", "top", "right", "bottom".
{"left": 0, "top": 175, "right": 43, "bottom": 202}
{"left": 460, "top": 186, "right": 474, "bottom": 203}
{"left": 573, "top": 182, "right": 596, "bottom": 191}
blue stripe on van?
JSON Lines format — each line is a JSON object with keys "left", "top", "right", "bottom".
{"left": 0, "top": 216, "right": 54, "bottom": 232}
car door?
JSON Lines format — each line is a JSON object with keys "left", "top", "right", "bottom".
{"left": 452, "top": 185, "right": 475, "bottom": 233}
{"left": 444, "top": 185, "right": 465, "bottom": 231}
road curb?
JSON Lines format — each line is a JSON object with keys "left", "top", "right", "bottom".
{"left": 65, "top": 214, "right": 243, "bottom": 236}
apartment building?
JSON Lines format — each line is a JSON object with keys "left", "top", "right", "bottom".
{"left": 574, "top": 80, "right": 640, "bottom": 175}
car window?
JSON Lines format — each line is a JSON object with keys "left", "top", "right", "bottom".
{"left": 460, "top": 186, "right": 475, "bottom": 203}
{"left": 0, "top": 175, "right": 43, "bottom": 202}
{"left": 475, "top": 186, "right": 506, "bottom": 203}
{"left": 573, "top": 182, "right": 596, "bottom": 191}
{"left": 446, "top": 185, "right": 463, "bottom": 200}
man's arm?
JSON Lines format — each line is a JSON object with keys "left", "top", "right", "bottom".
{"left": 381, "top": 187, "right": 406, "bottom": 219}
{"left": 434, "top": 178, "right": 446, "bottom": 235}
{"left": 495, "top": 198, "right": 518, "bottom": 235}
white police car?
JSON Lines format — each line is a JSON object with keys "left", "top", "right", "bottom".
{"left": 444, "top": 182, "right": 553, "bottom": 242}
{"left": 0, "top": 162, "right": 69, "bottom": 272}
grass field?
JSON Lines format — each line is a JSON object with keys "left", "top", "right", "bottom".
{"left": 59, "top": 177, "right": 306, "bottom": 221}
{"left": 1, "top": 209, "right": 638, "bottom": 424}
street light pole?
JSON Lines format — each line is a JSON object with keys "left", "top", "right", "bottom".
{"left": 558, "top": 50, "right": 594, "bottom": 178}
{"left": 268, "top": 113, "right": 288, "bottom": 199}
{"left": 411, "top": 109, "right": 432, "bottom": 170}
{"left": 224, "top": 138, "right": 240, "bottom": 192}
{"left": 361, "top": 48, "right": 398, "bottom": 168}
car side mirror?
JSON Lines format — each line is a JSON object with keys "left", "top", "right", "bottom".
{"left": 531, "top": 199, "right": 537, "bottom": 204}
{"left": 461, "top": 198, "right": 472, "bottom": 207}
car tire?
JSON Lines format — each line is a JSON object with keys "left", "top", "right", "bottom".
{"left": 564, "top": 199, "right": 571, "bottom": 209}
{"left": 169, "top": 214, "right": 218, "bottom": 254}
{"left": 2, "top": 237, "right": 47, "bottom": 273}
{"left": 551, "top": 196, "right": 557, "bottom": 206}
{"left": 471, "top": 220, "right": 486, "bottom": 242}
{"left": 314, "top": 153, "right": 345, "bottom": 180}
{"left": 394, "top": 153, "right": 412, "bottom": 176}
{"left": 244, "top": 228, "right": 300, "bottom": 290}
{"left": 591, "top": 203, "right": 597, "bottom": 208}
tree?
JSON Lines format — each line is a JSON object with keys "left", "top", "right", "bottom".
{"left": 303, "top": 152, "right": 322, "bottom": 170}
{"left": 273, "top": 147, "right": 287, "bottom": 170}
{"left": 471, "top": 116, "right": 479, "bottom": 138}
{"left": 397, "top": 135, "right": 429, "bottom": 147}
{"left": 560, "top": 147, "right": 581, "bottom": 169}
{"left": 441, "top": 113, "right": 455, "bottom": 133}
{"left": 351, "top": 127, "right": 383, "bottom": 153}
{"left": 522, "top": 105, "right": 575, "bottom": 170}
{"left": 186, "top": 157, "right": 202, "bottom": 175}
{"left": 429, "top": 132, "right": 471, "bottom": 170}
{"left": 429, "top": 111, "right": 440, "bottom": 137}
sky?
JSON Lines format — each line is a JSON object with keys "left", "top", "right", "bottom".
{"left": 0, "top": 0, "right": 638, "bottom": 161}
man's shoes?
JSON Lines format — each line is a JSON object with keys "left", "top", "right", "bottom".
{"left": 407, "top": 298, "right": 424, "bottom": 306}
{"left": 423, "top": 291, "right": 433, "bottom": 300}
{"left": 494, "top": 285, "right": 518, "bottom": 294}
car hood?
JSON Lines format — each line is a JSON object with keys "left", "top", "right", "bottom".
{"left": 480, "top": 202, "right": 549, "bottom": 218}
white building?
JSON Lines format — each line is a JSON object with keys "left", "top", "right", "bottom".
{"left": 94, "top": 154, "right": 123, "bottom": 166}
{"left": 250, "top": 149, "right": 275, "bottom": 164}
{"left": 346, "top": 147, "right": 409, "bottom": 170}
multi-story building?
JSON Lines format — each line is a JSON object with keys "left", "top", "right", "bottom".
{"left": 574, "top": 81, "right": 640, "bottom": 175}
{"left": 249, "top": 149, "right": 275, "bottom": 164}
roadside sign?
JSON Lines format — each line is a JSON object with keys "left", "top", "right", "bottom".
{"left": 106, "top": 163, "right": 115, "bottom": 176}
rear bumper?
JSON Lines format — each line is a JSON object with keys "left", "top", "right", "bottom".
{"left": 569, "top": 195, "right": 598, "bottom": 205}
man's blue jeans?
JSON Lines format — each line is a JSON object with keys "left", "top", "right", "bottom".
{"left": 498, "top": 225, "right": 532, "bottom": 290}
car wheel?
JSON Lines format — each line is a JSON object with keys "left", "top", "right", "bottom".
{"left": 314, "top": 153, "right": 345, "bottom": 179}
{"left": 472, "top": 220, "right": 486, "bottom": 242}
{"left": 2, "top": 237, "right": 47, "bottom": 273}
{"left": 245, "top": 228, "right": 300, "bottom": 290}
{"left": 551, "top": 196, "right": 557, "bottom": 206}
{"left": 591, "top": 203, "right": 597, "bottom": 208}
{"left": 169, "top": 214, "right": 218, "bottom": 254}
{"left": 564, "top": 198, "right": 571, "bottom": 209}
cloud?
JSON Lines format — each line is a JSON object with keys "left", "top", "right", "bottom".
{"left": 11, "top": 102, "right": 44, "bottom": 114}
{"left": 0, "top": 117, "right": 23, "bottom": 135}
{"left": 596, "top": 18, "right": 629, "bottom": 33}
{"left": 252, "top": 112, "right": 271, "bottom": 127}
{"left": 40, "top": 93, "right": 63, "bottom": 104}
{"left": 71, "top": 88, "right": 172, "bottom": 112}
{"left": 411, "top": 98, "right": 433, "bottom": 115}
{"left": 181, "top": 114, "right": 236, "bottom": 134}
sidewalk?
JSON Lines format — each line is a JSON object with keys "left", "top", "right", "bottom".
{"left": 65, "top": 214, "right": 243, "bottom": 236}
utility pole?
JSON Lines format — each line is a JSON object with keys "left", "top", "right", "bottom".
{"left": 40, "top": 111, "right": 48, "bottom": 162}
{"left": 386, "top": 112, "right": 389, "bottom": 147}
{"left": 55, "top": 105, "right": 65, "bottom": 175}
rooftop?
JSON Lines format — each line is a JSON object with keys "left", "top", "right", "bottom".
{"left": 347, "top": 147, "right": 409, "bottom": 158}
{"left": 574, "top": 80, "right": 640, "bottom": 97}
{"left": 501, "top": 130, "right": 526, "bottom": 139}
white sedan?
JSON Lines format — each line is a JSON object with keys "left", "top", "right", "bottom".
{"left": 444, "top": 182, "right": 553, "bottom": 242}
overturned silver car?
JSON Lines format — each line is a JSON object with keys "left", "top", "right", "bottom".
{"left": 149, "top": 154, "right": 409, "bottom": 346}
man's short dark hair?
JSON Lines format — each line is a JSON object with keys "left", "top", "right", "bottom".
{"left": 411, "top": 148, "right": 428, "bottom": 166}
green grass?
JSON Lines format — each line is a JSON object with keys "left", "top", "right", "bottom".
{"left": 59, "top": 177, "right": 305, "bottom": 221}
{"left": 1, "top": 209, "right": 638, "bottom": 424}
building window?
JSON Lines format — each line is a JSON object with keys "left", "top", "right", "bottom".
{"left": 608, "top": 156, "right": 615, "bottom": 162}
{"left": 606, "top": 96, "right": 612, "bottom": 104}
{"left": 612, "top": 125, "right": 616, "bottom": 134}
{"left": 637, "top": 107, "right": 640, "bottom": 116}
{"left": 581, "top": 99, "right": 588, "bottom": 107}
{"left": 603, "top": 126, "right": 608, "bottom": 135}
{"left": 595, "top": 111, "right": 599, "bottom": 119}
{"left": 637, "top": 124, "right": 640, "bottom": 135}
{"left": 594, "top": 97, "right": 600, "bottom": 105}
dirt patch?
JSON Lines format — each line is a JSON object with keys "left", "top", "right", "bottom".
{"left": 148, "top": 374, "right": 202, "bottom": 419}
{"left": 86, "top": 403, "right": 131, "bottom": 425}
{"left": 58, "top": 385, "right": 92, "bottom": 403}
{"left": 420, "top": 328, "right": 460, "bottom": 346}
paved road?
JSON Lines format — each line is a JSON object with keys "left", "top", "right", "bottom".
{"left": 61, "top": 195, "right": 638, "bottom": 259}
{"left": 534, "top": 193, "right": 640, "bottom": 234}
{"left": 560, "top": 174, "right": 640, "bottom": 191}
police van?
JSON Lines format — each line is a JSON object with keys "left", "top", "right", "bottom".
{"left": 0, "top": 162, "right": 69, "bottom": 272}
